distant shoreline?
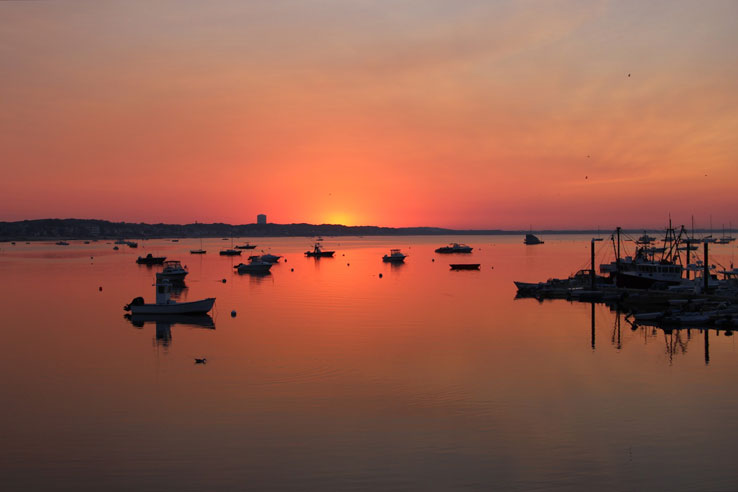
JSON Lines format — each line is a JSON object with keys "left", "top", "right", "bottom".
{"left": 0, "top": 218, "right": 728, "bottom": 242}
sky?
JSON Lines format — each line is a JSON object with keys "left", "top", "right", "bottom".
{"left": 1, "top": 0, "right": 737, "bottom": 229}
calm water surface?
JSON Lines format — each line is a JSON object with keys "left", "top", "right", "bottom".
{"left": 1, "top": 236, "right": 737, "bottom": 491}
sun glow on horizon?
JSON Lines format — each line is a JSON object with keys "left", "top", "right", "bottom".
{"left": 1, "top": 1, "right": 737, "bottom": 228}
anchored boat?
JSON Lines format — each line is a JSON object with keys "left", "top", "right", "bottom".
{"left": 382, "top": 249, "right": 407, "bottom": 263}
{"left": 435, "top": 243, "right": 472, "bottom": 253}
{"left": 305, "top": 243, "right": 335, "bottom": 257}
{"left": 124, "top": 274, "right": 214, "bottom": 315}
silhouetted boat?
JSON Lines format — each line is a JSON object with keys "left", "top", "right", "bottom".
{"left": 524, "top": 234, "right": 544, "bottom": 245}
{"left": 219, "top": 249, "right": 241, "bottom": 256}
{"left": 306, "top": 243, "right": 335, "bottom": 257}
{"left": 600, "top": 223, "right": 684, "bottom": 289}
{"left": 136, "top": 253, "right": 166, "bottom": 265}
{"left": 220, "top": 237, "right": 242, "bottom": 256}
{"left": 124, "top": 274, "right": 214, "bottom": 315}
{"left": 126, "top": 241, "right": 138, "bottom": 248}
{"left": 55, "top": 241, "right": 69, "bottom": 246}
{"left": 235, "top": 243, "right": 257, "bottom": 249}
{"left": 450, "top": 263, "right": 480, "bottom": 270}
{"left": 190, "top": 236, "right": 206, "bottom": 254}
{"left": 382, "top": 249, "right": 407, "bottom": 262}
{"left": 160, "top": 260, "right": 188, "bottom": 281}
{"left": 235, "top": 257, "right": 273, "bottom": 273}
{"left": 435, "top": 243, "right": 472, "bottom": 253}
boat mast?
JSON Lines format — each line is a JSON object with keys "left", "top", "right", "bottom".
{"left": 616, "top": 227, "right": 621, "bottom": 271}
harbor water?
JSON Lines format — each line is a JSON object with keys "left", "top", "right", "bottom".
{"left": 1, "top": 235, "right": 737, "bottom": 491}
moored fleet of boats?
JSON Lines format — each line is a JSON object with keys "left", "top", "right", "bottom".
{"left": 515, "top": 222, "right": 738, "bottom": 329}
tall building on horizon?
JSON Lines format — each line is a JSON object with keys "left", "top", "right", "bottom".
{"left": 257, "top": 214, "right": 267, "bottom": 225}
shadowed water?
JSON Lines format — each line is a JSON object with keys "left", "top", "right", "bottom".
{"left": 1, "top": 235, "right": 737, "bottom": 491}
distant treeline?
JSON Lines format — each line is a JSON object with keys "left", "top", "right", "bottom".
{"left": 0, "top": 218, "right": 719, "bottom": 241}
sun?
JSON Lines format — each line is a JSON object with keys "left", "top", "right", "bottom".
{"left": 324, "top": 212, "right": 355, "bottom": 226}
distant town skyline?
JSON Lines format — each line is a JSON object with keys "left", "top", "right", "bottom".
{"left": 2, "top": 1, "right": 737, "bottom": 229}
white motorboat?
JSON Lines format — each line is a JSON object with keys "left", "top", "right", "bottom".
{"left": 124, "top": 274, "right": 214, "bottom": 315}
{"left": 160, "top": 260, "right": 188, "bottom": 281}
{"left": 382, "top": 249, "right": 407, "bottom": 262}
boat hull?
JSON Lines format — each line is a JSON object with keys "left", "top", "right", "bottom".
{"left": 382, "top": 256, "right": 406, "bottom": 262}
{"left": 130, "top": 298, "right": 215, "bottom": 315}
{"left": 136, "top": 257, "right": 166, "bottom": 265}
{"left": 236, "top": 263, "right": 272, "bottom": 274}
{"left": 306, "top": 251, "right": 335, "bottom": 257}
{"left": 450, "top": 264, "right": 480, "bottom": 270}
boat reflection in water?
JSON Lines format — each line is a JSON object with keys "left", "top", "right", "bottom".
{"left": 581, "top": 298, "right": 732, "bottom": 366}
{"left": 124, "top": 313, "right": 215, "bottom": 348}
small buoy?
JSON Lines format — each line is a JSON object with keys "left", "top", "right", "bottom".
{"left": 90, "top": 256, "right": 94, "bottom": 259}
{"left": 290, "top": 268, "right": 294, "bottom": 272}
{"left": 284, "top": 259, "right": 287, "bottom": 263}
{"left": 347, "top": 263, "right": 350, "bottom": 266}
{"left": 98, "top": 286, "right": 102, "bottom": 291}
{"left": 195, "top": 358, "right": 207, "bottom": 364}
{"left": 379, "top": 273, "right": 383, "bottom": 278}
{"left": 231, "top": 310, "right": 237, "bottom": 317}
{"left": 432, "top": 258, "right": 435, "bottom": 262}
{"left": 222, "top": 278, "right": 227, "bottom": 283}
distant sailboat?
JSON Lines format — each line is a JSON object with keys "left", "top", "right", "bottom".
{"left": 191, "top": 235, "right": 206, "bottom": 254}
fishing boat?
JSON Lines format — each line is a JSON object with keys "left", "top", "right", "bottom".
{"left": 599, "top": 224, "right": 685, "bottom": 289}
{"left": 435, "top": 243, "right": 473, "bottom": 253}
{"left": 305, "top": 243, "right": 335, "bottom": 257}
{"left": 450, "top": 263, "right": 480, "bottom": 270}
{"left": 524, "top": 234, "right": 544, "bottom": 245}
{"left": 234, "top": 256, "right": 272, "bottom": 273}
{"left": 160, "top": 260, "right": 188, "bottom": 281}
{"left": 123, "top": 274, "right": 215, "bottom": 315}
{"left": 136, "top": 253, "right": 166, "bottom": 265}
{"left": 382, "top": 249, "right": 407, "bottom": 263}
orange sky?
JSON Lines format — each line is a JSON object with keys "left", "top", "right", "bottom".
{"left": 1, "top": 0, "right": 737, "bottom": 229}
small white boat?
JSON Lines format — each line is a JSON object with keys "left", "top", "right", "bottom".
{"left": 160, "top": 260, "right": 188, "bottom": 281}
{"left": 235, "top": 256, "right": 273, "bottom": 274}
{"left": 382, "top": 249, "right": 407, "bottom": 262}
{"left": 124, "top": 274, "right": 214, "bottom": 315}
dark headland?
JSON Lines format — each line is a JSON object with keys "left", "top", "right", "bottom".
{"left": 0, "top": 218, "right": 718, "bottom": 241}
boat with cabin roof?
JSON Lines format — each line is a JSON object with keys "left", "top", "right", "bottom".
{"left": 435, "top": 243, "right": 473, "bottom": 253}
{"left": 382, "top": 249, "right": 407, "bottom": 263}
